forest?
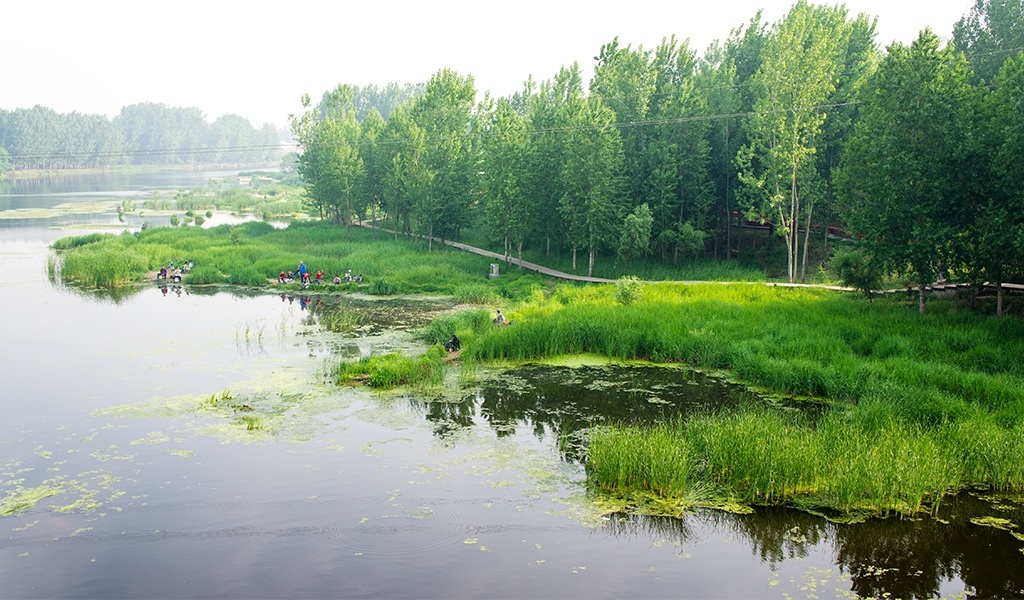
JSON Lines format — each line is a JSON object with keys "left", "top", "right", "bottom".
{"left": 288, "top": 0, "right": 1024, "bottom": 314}
{"left": 0, "top": 102, "right": 282, "bottom": 169}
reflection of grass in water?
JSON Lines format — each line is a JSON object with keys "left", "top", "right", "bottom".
{"left": 315, "top": 304, "right": 365, "bottom": 333}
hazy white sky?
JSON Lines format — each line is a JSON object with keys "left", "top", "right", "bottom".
{"left": 5, "top": 0, "right": 974, "bottom": 129}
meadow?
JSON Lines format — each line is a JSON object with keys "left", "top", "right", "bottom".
{"left": 50, "top": 220, "right": 552, "bottom": 300}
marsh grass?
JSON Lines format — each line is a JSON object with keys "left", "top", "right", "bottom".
{"left": 588, "top": 406, "right": 970, "bottom": 518}
{"left": 468, "top": 282, "right": 1024, "bottom": 517}
{"left": 333, "top": 346, "right": 448, "bottom": 389}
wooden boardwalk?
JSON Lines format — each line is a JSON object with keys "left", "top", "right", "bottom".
{"left": 356, "top": 222, "right": 1022, "bottom": 295}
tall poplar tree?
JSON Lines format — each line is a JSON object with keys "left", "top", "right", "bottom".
{"left": 737, "top": 0, "right": 845, "bottom": 283}
{"left": 558, "top": 95, "right": 625, "bottom": 277}
{"left": 837, "top": 31, "right": 978, "bottom": 313}
{"left": 411, "top": 69, "right": 476, "bottom": 249}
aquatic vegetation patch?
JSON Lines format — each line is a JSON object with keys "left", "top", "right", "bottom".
{"left": 1, "top": 471, "right": 125, "bottom": 517}
{"left": 98, "top": 385, "right": 359, "bottom": 446}
{"left": 970, "top": 516, "right": 1018, "bottom": 531}
{"left": 585, "top": 406, "right": 1024, "bottom": 519}
{"left": 334, "top": 346, "right": 448, "bottom": 389}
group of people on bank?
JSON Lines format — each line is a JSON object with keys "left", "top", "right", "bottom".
{"left": 277, "top": 261, "right": 363, "bottom": 287}
{"left": 156, "top": 259, "right": 193, "bottom": 283}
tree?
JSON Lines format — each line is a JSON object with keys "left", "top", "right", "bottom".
{"left": 814, "top": 13, "right": 879, "bottom": 269}
{"left": 836, "top": 31, "right": 978, "bottom": 313}
{"left": 591, "top": 38, "right": 656, "bottom": 205}
{"left": 558, "top": 95, "right": 625, "bottom": 277}
{"left": 953, "top": 0, "right": 1024, "bottom": 84}
{"left": 619, "top": 203, "right": 654, "bottom": 266}
{"left": 290, "top": 94, "right": 366, "bottom": 233}
{"left": 522, "top": 64, "right": 583, "bottom": 256}
{"left": 970, "top": 53, "right": 1024, "bottom": 314}
{"left": 482, "top": 99, "right": 529, "bottom": 266}
{"left": 737, "top": 1, "right": 846, "bottom": 283}
{"left": 360, "top": 108, "right": 386, "bottom": 237}
{"left": 410, "top": 69, "right": 477, "bottom": 249}
{"left": 646, "top": 36, "right": 715, "bottom": 263}
{"left": 377, "top": 102, "right": 427, "bottom": 239}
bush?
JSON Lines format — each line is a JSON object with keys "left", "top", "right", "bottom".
{"left": 615, "top": 276, "right": 644, "bottom": 306}
{"left": 830, "top": 246, "right": 883, "bottom": 299}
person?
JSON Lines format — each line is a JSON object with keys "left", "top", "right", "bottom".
{"left": 345, "top": 269, "right": 353, "bottom": 282}
{"left": 495, "top": 309, "right": 507, "bottom": 326}
{"left": 279, "top": 271, "right": 287, "bottom": 284}
{"left": 333, "top": 275, "right": 342, "bottom": 285}
{"left": 172, "top": 267, "right": 182, "bottom": 283}
{"left": 444, "top": 334, "right": 461, "bottom": 352}
{"left": 315, "top": 270, "right": 323, "bottom": 284}
{"left": 302, "top": 271, "right": 311, "bottom": 285}
{"left": 298, "top": 261, "right": 307, "bottom": 280}
{"left": 157, "top": 266, "right": 168, "bottom": 281}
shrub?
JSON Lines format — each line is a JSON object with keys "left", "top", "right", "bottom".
{"left": 615, "top": 276, "right": 643, "bottom": 306}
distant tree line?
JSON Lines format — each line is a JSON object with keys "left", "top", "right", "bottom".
{"left": 291, "top": 0, "right": 1024, "bottom": 313}
{"left": 0, "top": 102, "right": 281, "bottom": 170}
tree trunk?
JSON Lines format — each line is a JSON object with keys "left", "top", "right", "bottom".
{"left": 800, "top": 194, "right": 814, "bottom": 283}
{"left": 588, "top": 246, "right": 596, "bottom": 278}
{"left": 918, "top": 282, "right": 927, "bottom": 314}
{"left": 428, "top": 222, "right": 433, "bottom": 252}
{"left": 572, "top": 247, "right": 577, "bottom": 272}
{"left": 997, "top": 283, "right": 1004, "bottom": 317}
{"left": 725, "top": 119, "right": 732, "bottom": 260}
{"left": 517, "top": 240, "right": 523, "bottom": 270}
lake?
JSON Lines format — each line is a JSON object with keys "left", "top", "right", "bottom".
{"left": 1, "top": 169, "right": 1021, "bottom": 599}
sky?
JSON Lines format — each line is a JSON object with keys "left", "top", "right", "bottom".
{"left": 5, "top": 0, "right": 975, "bottom": 130}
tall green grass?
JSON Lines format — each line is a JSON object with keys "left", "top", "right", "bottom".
{"left": 333, "top": 346, "right": 447, "bottom": 389}
{"left": 587, "top": 403, "right": 1022, "bottom": 519}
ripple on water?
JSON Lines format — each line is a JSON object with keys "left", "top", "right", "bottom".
{"left": 321, "top": 508, "right": 466, "bottom": 556}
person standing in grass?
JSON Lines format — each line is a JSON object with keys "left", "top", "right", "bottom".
{"left": 297, "top": 261, "right": 307, "bottom": 280}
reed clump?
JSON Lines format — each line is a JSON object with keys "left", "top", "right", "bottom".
{"left": 334, "top": 346, "right": 448, "bottom": 389}
{"left": 589, "top": 406, "right": 972, "bottom": 518}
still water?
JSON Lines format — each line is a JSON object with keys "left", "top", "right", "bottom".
{"left": 1, "top": 170, "right": 1022, "bottom": 599}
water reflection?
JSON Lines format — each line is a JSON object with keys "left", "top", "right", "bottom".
{"left": 603, "top": 496, "right": 1024, "bottom": 600}
{"left": 416, "top": 364, "right": 752, "bottom": 458}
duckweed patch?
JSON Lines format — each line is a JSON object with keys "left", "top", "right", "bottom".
{"left": 970, "top": 516, "right": 1018, "bottom": 531}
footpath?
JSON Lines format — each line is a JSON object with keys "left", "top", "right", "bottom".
{"left": 355, "top": 222, "right": 1024, "bottom": 297}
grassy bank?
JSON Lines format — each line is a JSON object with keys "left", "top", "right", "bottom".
{"left": 50, "top": 220, "right": 553, "bottom": 298}
{"left": 452, "top": 282, "right": 1024, "bottom": 519}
